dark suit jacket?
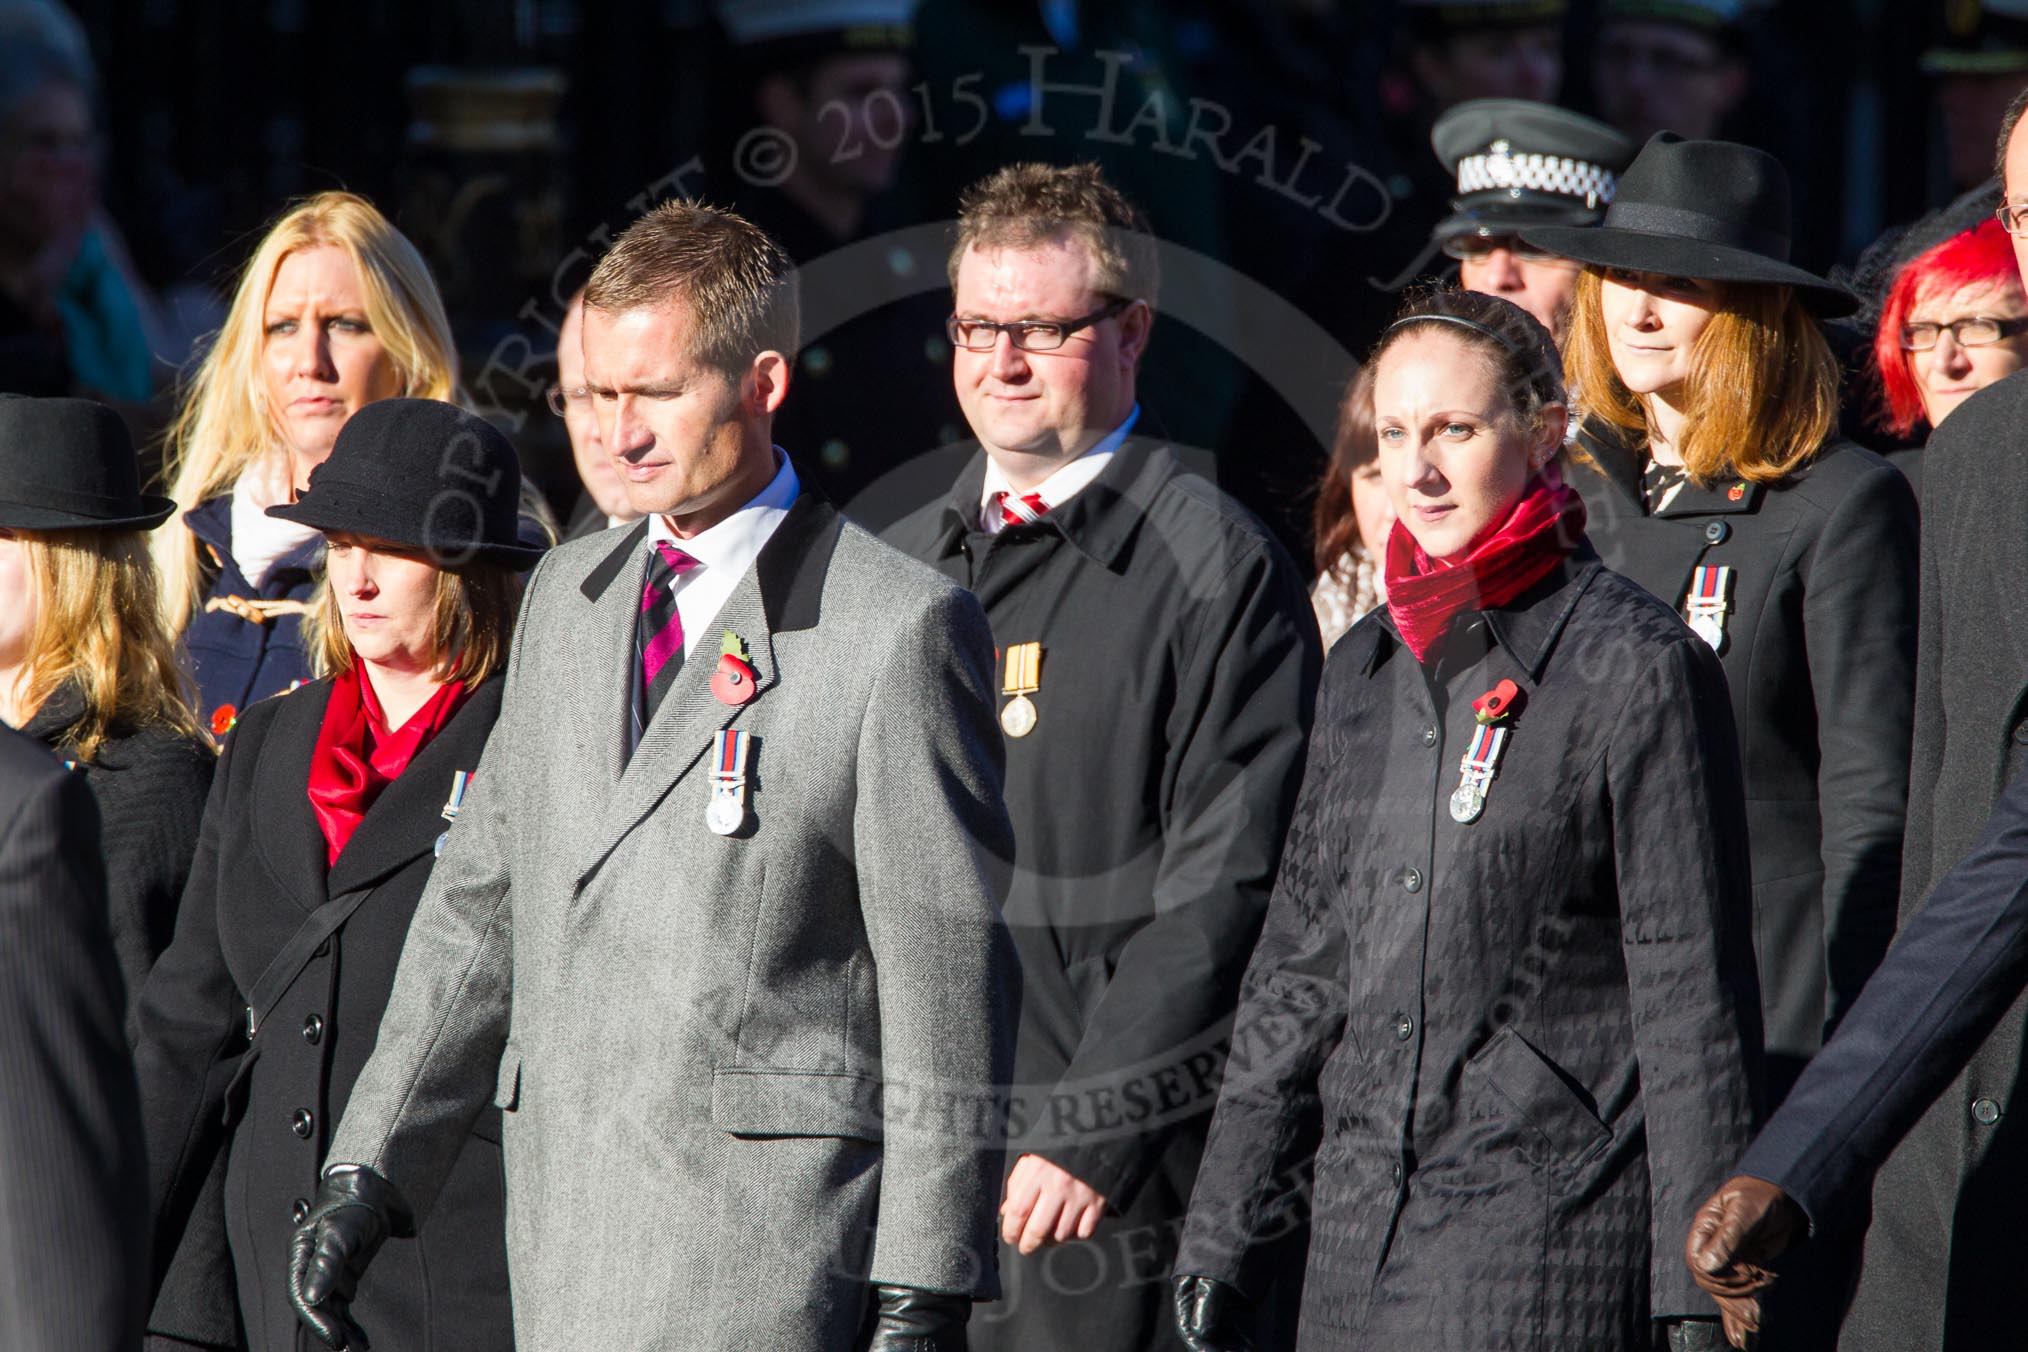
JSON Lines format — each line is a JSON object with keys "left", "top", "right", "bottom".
{"left": 1177, "top": 554, "right": 1762, "bottom": 1348}
{"left": 0, "top": 724, "right": 148, "bottom": 1349}
{"left": 1573, "top": 430, "right": 1918, "bottom": 1100}
{"left": 135, "top": 679, "right": 511, "bottom": 1351}
{"left": 1739, "top": 760, "right": 2028, "bottom": 1229}
{"left": 1848, "top": 371, "right": 2028, "bottom": 1350}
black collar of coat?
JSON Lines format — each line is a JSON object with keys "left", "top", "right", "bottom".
{"left": 1575, "top": 421, "right": 1769, "bottom": 517}
{"left": 924, "top": 434, "right": 1169, "bottom": 572}
{"left": 251, "top": 675, "right": 507, "bottom": 910}
{"left": 1362, "top": 547, "right": 1604, "bottom": 683}
{"left": 577, "top": 472, "right": 844, "bottom": 636}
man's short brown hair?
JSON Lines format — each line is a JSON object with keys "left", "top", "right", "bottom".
{"left": 584, "top": 199, "right": 800, "bottom": 372}
{"left": 949, "top": 162, "right": 1159, "bottom": 305}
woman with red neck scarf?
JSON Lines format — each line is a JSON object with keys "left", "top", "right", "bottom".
{"left": 1173, "top": 289, "right": 1762, "bottom": 1352}
{"left": 133, "top": 398, "right": 540, "bottom": 1352}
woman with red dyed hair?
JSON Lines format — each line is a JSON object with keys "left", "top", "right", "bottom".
{"left": 1871, "top": 215, "right": 2028, "bottom": 465}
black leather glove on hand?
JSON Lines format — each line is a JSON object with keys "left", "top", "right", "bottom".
{"left": 859, "top": 1284, "right": 972, "bottom": 1352}
{"left": 1173, "top": 1275, "right": 1256, "bottom": 1352}
{"left": 288, "top": 1166, "right": 414, "bottom": 1350}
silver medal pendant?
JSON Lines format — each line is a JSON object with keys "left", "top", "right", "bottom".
{"left": 1689, "top": 612, "right": 1726, "bottom": 652}
{"left": 1449, "top": 782, "right": 1486, "bottom": 824}
{"left": 706, "top": 792, "right": 744, "bottom": 836}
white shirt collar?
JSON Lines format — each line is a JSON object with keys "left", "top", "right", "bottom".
{"left": 645, "top": 449, "right": 799, "bottom": 572}
{"left": 980, "top": 404, "right": 1139, "bottom": 528}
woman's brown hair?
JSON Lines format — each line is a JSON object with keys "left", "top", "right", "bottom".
{"left": 1563, "top": 269, "right": 1839, "bottom": 484}
{"left": 1311, "top": 364, "right": 1379, "bottom": 581}
{"left": 312, "top": 557, "right": 523, "bottom": 687}
{"left": 12, "top": 528, "right": 208, "bottom": 762}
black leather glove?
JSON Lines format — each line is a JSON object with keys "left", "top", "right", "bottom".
{"left": 1173, "top": 1274, "right": 1256, "bottom": 1352}
{"left": 288, "top": 1166, "right": 414, "bottom": 1350}
{"left": 1663, "top": 1317, "right": 1732, "bottom": 1352}
{"left": 859, "top": 1284, "right": 971, "bottom": 1351}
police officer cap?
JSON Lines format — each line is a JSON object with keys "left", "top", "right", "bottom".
{"left": 1431, "top": 99, "right": 1636, "bottom": 242}
{"left": 716, "top": 0, "right": 917, "bottom": 60}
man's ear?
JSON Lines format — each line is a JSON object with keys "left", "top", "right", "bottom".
{"left": 1117, "top": 299, "right": 1154, "bottom": 369}
{"left": 749, "top": 351, "right": 791, "bottom": 416}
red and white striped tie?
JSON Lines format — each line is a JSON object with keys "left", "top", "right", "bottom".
{"left": 990, "top": 490, "right": 1048, "bottom": 531}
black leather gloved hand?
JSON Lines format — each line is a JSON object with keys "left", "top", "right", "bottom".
{"left": 1663, "top": 1317, "right": 1731, "bottom": 1352}
{"left": 1173, "top": 1274, "right": 1256, "bottom": 1352}
{"left": 288, "top": 1165, "right": 414, "bottom": 1350}
{"left": 859, "top": 1283, "right": 972, "bottom": 1351}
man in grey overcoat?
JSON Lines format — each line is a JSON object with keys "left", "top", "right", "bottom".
{"left": 286, "top": 200, "right": 1018, "bottom": 1351}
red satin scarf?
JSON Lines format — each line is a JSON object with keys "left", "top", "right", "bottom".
{"left": 1383, "top": 469, "right": 1587, "bottom": 663}
{"left": 307, "top": 661, "right": 470, "bottom": 865}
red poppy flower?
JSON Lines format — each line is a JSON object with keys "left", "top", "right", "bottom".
{"left": 1472, "top": 680, "right": 1522, "bottom": 725}
{"left": 710, "top": 654, "right": 758, "bottom": 707}
{"left": 211, "top": 704, "right": 238, "bottom": 736}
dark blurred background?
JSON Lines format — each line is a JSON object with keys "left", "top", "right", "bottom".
{"left": 4, "top": 0, "right": 2010, "bottom": 550}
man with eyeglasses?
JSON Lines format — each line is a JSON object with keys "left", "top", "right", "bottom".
{"left": 884, "top": 161, "right": 1320, "bottom": 1352}
{"left": 1592, "top": 0, "right": 1750, "bottom": 146}
{"left": 548, "top": 287, "right": 641, "bottom": 541}
{"left": 1424, "top": 98, "right": 1633, "bottom": 335}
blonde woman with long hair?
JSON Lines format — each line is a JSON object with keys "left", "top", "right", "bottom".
{"left": 155, "top": 190, "right": 457, "bottom": 727}
{"left": 1522, "top": 135, "right": 1917, "bottom": 1348}
{"left": 0, "top": 397, "right": 212, "bottom": 1023}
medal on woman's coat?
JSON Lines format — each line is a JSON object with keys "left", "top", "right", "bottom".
{"left": 1452, "top": 681, "right": 1521, "bottom": 825}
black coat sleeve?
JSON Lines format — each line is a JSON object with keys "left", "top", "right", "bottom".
{"left": 0, "top": 733, "right": 148, "bottom": 1349}
{"left": 1801, "top": 457, "right": 1918, "bottom": 1033}
{"left": 1033, "top": 541, "right": 1321, "bottom": 1207}
{"left": 1605, "top": 636, "right": 1762, "bottom": 1320}
{"left": 131, "top": 715, "right": 259, "bottom": 1345}
{"left": 1172, "top": 691, "right": 1348, "bottom": 1294}
{"left": 1737, "top": 761, "right": 2028, "bottom": 1227}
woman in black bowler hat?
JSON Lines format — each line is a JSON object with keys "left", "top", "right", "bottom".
{"left": 133, "top": 398, "right": 539, "bottom": 1352}
{"left": 1524, "top": 134, "right": 1919, "bottom": 1349}
{"left": 0, "top": 395, "right": 213, "bottom": 1030}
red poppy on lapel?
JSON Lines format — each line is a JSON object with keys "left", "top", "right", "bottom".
{"left": 1472, "top": 679, "right": 1522, "bottom": 725}
{"left": 211, "top": 704, "right": 238, "bottom": 736}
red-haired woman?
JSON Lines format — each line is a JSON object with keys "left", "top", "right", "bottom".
{"left": 1868, "top": 214, "right": 2028, "bottom": 495}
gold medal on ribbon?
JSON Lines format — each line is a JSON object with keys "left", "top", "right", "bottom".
{"left": 1000, "top": 642, "right": 1042, "bottom": 739}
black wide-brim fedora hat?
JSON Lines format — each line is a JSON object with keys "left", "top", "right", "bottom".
{"left": 0, "top": 395, "right": 177, "bottom": 530}
{"left": 268, "top": 398, "right": 546, "bottom": 569}
{"left": 1520, "top": 132, "right": 1860, "bottom": 318}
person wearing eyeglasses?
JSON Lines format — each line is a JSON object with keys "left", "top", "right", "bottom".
{"left": 1866, "top": 214, "right": 2028, "bottom": 497}
{"left": 549, "top": 287, "right": 640, "bottom": 542}
{"left": 884, "top": 161, "right": 1321, "bottom": 1352}
{"left": 1422, "top": 99, "right": 1635, "bottom": 337}
{"left": 1591, "top": 0, "right": 1750, "bottom": 147}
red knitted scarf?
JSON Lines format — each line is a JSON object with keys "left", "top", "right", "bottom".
{"left": 1383, "top": 471, "right": 1586, "bottom": 663}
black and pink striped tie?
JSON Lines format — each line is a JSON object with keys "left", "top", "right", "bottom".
{"left": 631, "top": 541, "right": 699, "bottom": 752}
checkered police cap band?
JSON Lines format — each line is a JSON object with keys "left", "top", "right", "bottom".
{"left": 1457, "top": 150, "right": 1619, "bottom": 209}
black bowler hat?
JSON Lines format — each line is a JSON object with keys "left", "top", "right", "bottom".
{"left": 1520, "top": 133, "right": 1859, "bottom": 317}
{"left": 1432, "top": 100, "right": 1635, "bottom": 242}
{"left": 0, "top": 395, "right": 176, "bottom": 530}
{"left": 268, "top": 399, "right": 546, "bottom": 569}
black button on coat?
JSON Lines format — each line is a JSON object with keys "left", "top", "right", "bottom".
{"left": 134, "top": 677, "right": 511, "bottom": 1350}
{"left": 885, "top": 437, "right": 1322, "bottom": 1350}
{"left": 1572, "top": 429, "right": 1918, "bottom": 1098}
{"left": 1176, "top": 554, "right": 1762, "bottom": 1349}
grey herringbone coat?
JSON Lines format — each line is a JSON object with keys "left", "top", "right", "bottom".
{"left": 1176, "top": 554, "right": 1763, "bottom": 1350}
{"left": 325, "top": 492, "right": 1018, "bottom": 1350}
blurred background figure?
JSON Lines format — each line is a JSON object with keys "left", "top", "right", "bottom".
{"left": 1307, "top": 364, "right": 1388, "bottom": 650}
{"left": 1400, "top": 0, "right": 1566, "bottom": 109}
{"left": 153, "top": 191, "right": 458, "bottom": 729}
{"left": 551, "top": 286, "right": 638, "bottom": 541}
{"left": 1924, "top": 0, "right": 2028, "bottom": 194}
{"left": 0, "top": 723, "right": 148, "bottom": 1351}
{"left": 0, "top": 396, "right": 211, "bottom": 1033}
{"left": 1424, "top": 97, "right": 1634, "bottom": 335}
{"left": 1592, "top": 0, "right": 1750, "bottom": 145}
{"left": 0, "top": 0, "right": 161, "bottom": 402}
{"left": 716, "top": 0, "right": 963, "bottom": 513}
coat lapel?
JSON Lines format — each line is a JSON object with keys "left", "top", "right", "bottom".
{"left": 251, "top": 682, "right": 338, "bottom": 916}
{"left": 580, "top": 519, "right": 653, "bottom": 788}
{"left": 571, "top": 492, "right": 842, "bottom": 890}
{"left": 326, "top": 678, "right": 506, "bottom": 897}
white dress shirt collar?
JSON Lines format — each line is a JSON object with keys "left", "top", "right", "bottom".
{"left": 979, "top": 403, "right": 1140, "bottom": 531}
{"left": 643, "top": 449, "right": 799, "bottom": 661}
